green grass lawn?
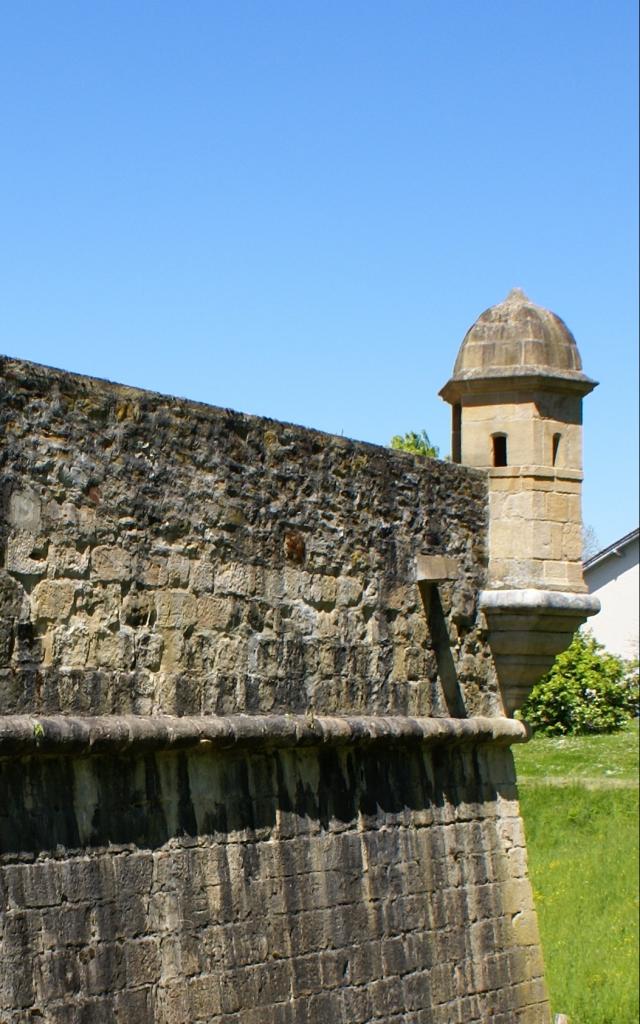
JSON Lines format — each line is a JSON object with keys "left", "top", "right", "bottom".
{"left": 514, "top": 722, "right": 639, "bottom": 1024}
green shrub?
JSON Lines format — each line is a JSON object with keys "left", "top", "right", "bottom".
{"left": 519, "top": 631, "right": 639, "bottom": 736}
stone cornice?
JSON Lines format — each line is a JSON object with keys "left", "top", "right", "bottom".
{"left": 440, "top": 369, "right": 597, "bottom": 403}
{"left": 0, "top": 714, "right": 527, "bottom": 758}
{"left": 479, "top": 589, "right": 600, "bottom": 614}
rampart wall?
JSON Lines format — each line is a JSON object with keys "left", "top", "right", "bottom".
{"left": 0, "top": 356, "right": 549, "bottom": 1023}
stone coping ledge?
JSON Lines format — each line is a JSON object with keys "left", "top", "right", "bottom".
{"left": 488, "top": 465, "right": 583, "bottom": 481}
{"left": 480, "top": 589, "right": 600, "bottom": 614}
{"left": 0, "top": 714, "right": 527, "bottom": 758}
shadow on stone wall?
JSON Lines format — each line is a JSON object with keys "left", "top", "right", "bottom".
{"left": 0, "top": 743, "right": 515, "bottom": 856}
{"left": 0, "top": 744, "right": 541, "bottom": 1024}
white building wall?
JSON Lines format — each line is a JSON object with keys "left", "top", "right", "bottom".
{"left": 585, "top": 540, "right": 639, "bottom": 660}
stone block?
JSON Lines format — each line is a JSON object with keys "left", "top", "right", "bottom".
{"left": 76, "top": 582, "right": 121, "bottom": 627}
{"left": 49, "top": 542, "right": 90, "bottom": 579}
{"left": 191, "top": 559, "right": 215, "bottom": 594}
{"left": 336, "top": 576, "right": 363, "bottom": 607}
{"left": 82, "top": 942, "right": 124, "bottom": 995}
{"left": 381, "top": 935, "right": 409, "bottom": 976}
{"left": 490, "top": 519, "right": 531, "bottom": 560}
{"left": 545, "top": 491, "right": 570, "bottom": 523}
{"left": 114, "top": 853, "right": 154, "bottom": 898}
{"left": 367, "top": 976, "right": 405, "bottom": 1017}
{"left": 42, "top": 905, "right": 91, "bottom": 949}
{"left": 11, "top": 863, "right": 61, "bottom": 909}
{"left": 500, "top": 877, "right": 535, "bottom": 916}
{"left": 489, "top": 471, "right": 525, "bottom": 492}
{"left": 157, "top": 981, "right": 190, "bottom": 1023}
{"left": 94, "top": 629, "right": 135, "bottom": 670}
{"left": 166, "top": 553, "right": 191, "bottom": 587}
{"left": 305, "top": 574, "right": 338, "bottom": 609}
{"left": 196, "top": 595, "right": 236, "bottom": 630}
{"left": 6, "top": 532, "right": 48, "bottom": 576}
{"left": 123, "top": 938, "right": 160, "bottom": 986}
{"left": 36, "top": 950, "right": 82, "bottom": 1001}
{"left": 31, "top": 580, "right": 76, "bottom": 621}
{"left": 542, "top": 559, "right": 572, "bottom": 588}
{"left": 214, "top": 562, "right": 255, "bottom": 597}
{"left": 415, "top": 554, "right": 459, "bottom": 582}
{"left": 0, "top": 950, "right": 35, "bottom": 1007}
{"left": 511, "top": 909, "right": 543, "bottom": 946}
{"left": 140, "top": 559, "right": 168, "bottom": 588}
{"left": 155, "top": 591, "right": 197, "bottom": 629}
{"left": 59, "top": 858, "right": 116, "bottom": 904}
{"left": 52, "top": 624, "right": 91, "bottom": 668}
{"left": 341, "top": 984, "right": 373, "bottom": 1023}
{"left": 187, "top": 975, "right": 224, "bottom": 1016}
{"left": 488, "top": 556, "right": 543, "bottom": 588}
{"left": 532, "top": 521, "right": 563, "bottom": 560}
{"left": 91, "top": 546, "right": 132, "bottom": 582}
{"left": 8, "top": 489, "right": 42, "bottom": 532}
{"left": 562, "top": 521, "right": 584, "bottom": 560}
{"left": 114, "top": 987, "right": 154, "bottom": 1024}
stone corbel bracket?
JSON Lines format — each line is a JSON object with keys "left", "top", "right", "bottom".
{"left": 479, "top": 589, "right": 600, "bottom": 716}
{"left": 415, "top": 554, "right": 459, "bottom": 584}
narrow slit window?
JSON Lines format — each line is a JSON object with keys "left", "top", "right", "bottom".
{"left": 492, "top": 434, "right": 507, "bottom": 467}
{"left": 552, "top": 432, "right": 561, "bottom": 466}
{"left": 452, "top": 403, "right": 462, "bottom": 463}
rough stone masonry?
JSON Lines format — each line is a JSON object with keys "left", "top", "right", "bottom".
{"left": 0, "top": 353, "right": 549, "bottom": 1022}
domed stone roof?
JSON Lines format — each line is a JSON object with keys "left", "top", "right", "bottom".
{"left": 440, "top": 289, "right": 596, "bottom": 399}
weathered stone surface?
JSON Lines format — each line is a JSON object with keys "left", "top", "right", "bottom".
{"left": 90, "top": 545, "right": 132, "bottom": 582}
{"left": 31, "top": 580, "right": 76, "bottom": 621}
{"left": 0, "top": 355, "right": 550, "bottom": 1023}
{"left": 0, "top": 355, "right": 497, "bottom": 719}
{"left": 0, "top": 742, "right": 548, "bottom": 1023}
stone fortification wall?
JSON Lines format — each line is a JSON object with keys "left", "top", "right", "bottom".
{"left": 0, "top": 719, "right": 546, "bottom": 1024}
{"left": 0, "top": 356, "right": 497, "bottom": 720}
{"left": 0, "top": 356, "right": 549, "bottom": 1023}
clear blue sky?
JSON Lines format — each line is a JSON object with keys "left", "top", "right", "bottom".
{"left": 1, "top": 1, "right": 637, "bottom": 550}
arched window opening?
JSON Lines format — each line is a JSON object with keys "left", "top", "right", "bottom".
{"left": 492, "top": 434, "right": 508, "bottom": 467}
{"left": 552, "top": 432, "right": 561, "bottom": 466}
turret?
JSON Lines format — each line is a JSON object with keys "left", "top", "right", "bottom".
{"left": 440, "top": 287, "right": 598, "bottom": 591}
{"left": 440, "top": 289, "right": 600, "bottom": 713}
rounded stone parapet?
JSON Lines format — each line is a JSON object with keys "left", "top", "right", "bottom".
{"left": 479, "top": 589, "right": 600, "bottom": 716}
{"left": 0, "top": 713, "right": 528, "bottom": 758}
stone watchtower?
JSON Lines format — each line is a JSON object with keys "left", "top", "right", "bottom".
{"left": 440, "top": 288, "right": 600, "bottom": 713}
